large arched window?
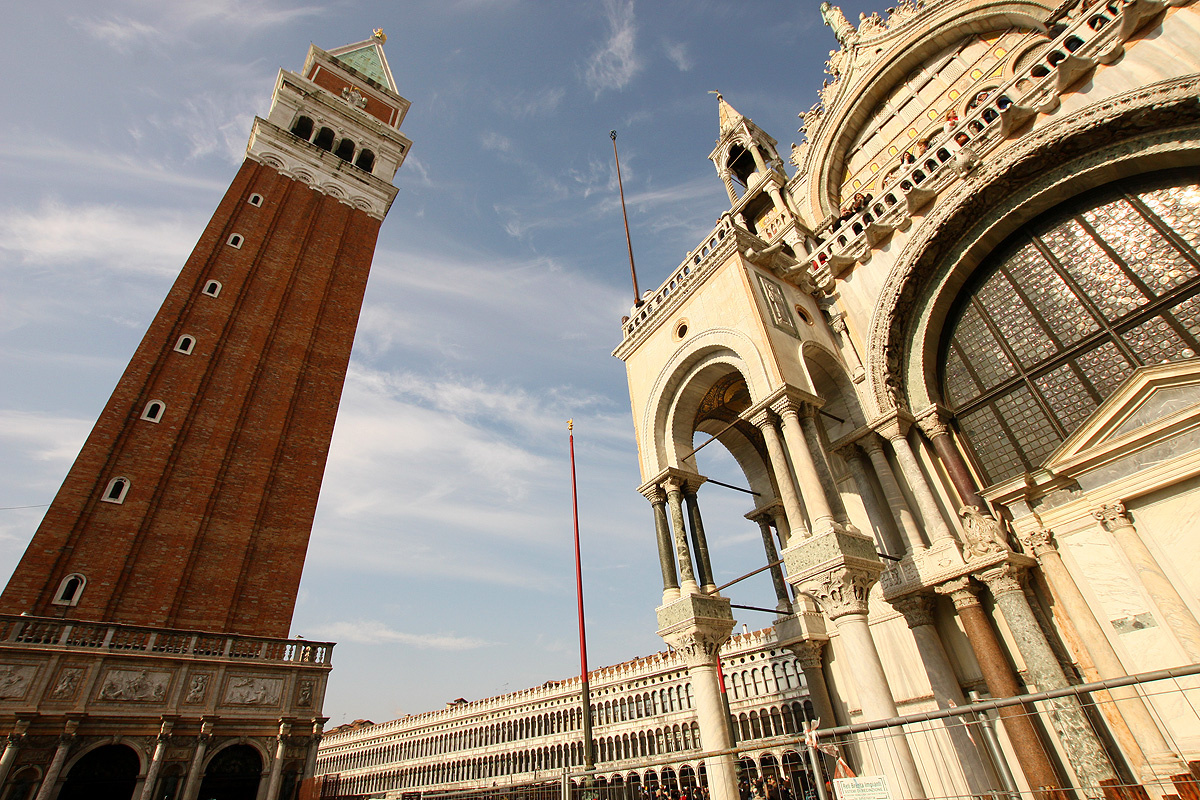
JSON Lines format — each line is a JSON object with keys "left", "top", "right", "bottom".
{"left": 941, "top": 171, "right": 1200, "bottom": 486}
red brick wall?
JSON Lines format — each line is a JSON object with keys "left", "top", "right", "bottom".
{"left": 0, "top": 160, "right": 382, "bottom": 638}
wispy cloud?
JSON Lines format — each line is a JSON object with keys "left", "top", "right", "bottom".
{"left": 0, "top": 200, "right": 201, "bottom": 275}
{"left": 309, "top": 620, "right": 491, "bottom": 650}
{"left": 73, "top": 0, "right": 323, "bottom": 52}
{"left": 498, "top": 87, "right": 567, "bottom": 119}
{"left": 664, "top": 40, "right": 693, "bottom": 71}
{"left": 0, "top": 136, "right": 227, "bottom": 193}
{"left": 481, "top": 132, "right": 515, "bottom": 153}
{"left": 583, "top": 0, "right": 641, "bottom": 95}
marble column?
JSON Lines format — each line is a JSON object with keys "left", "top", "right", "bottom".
{"left": 304, "top": 720, "right": 323, "bottom": 783}
{"left": 937, "top": 578, "right": 1062, "bottom": 794}
{"left": 801, "top": 566, "right": 927, "bottom": 799}
{"left": 891, "top": 594, "right": 996, "bottom": 795}
{"left": 1094, "top": 502, "right": 1200, "bottom": 662}
{"left": 878, "top": 418, "right": 956, "bottom": 545}
{"left": 749, "top": 510, "right": 792, "bottom": 612}
{"left": 0, "top": 720, "right": 28, "bottom": 789}
{"left": 771, "top": 505, "right": 793, "bottom": 549}
{"left": 642, "top": 485, "right": 680, "bottom": 602}
{"left": 977, "top": 564, "right": 1117, "bottom": 795}
{"left": 181, "top": 721, "right": 213, "bottom": 800}
{"left": 839, "top": 443, "right": 905, "bottom": 556}
{"left": 265, "top": 720, "right": 290, "bottom": 800}
{"left": 860, "top": 435, "right": 926, "bottom": 554}
{"left": 916, "top": 412, "right": 985, "bottom": 511}
{"left": 664, "top": 477, "right": 700, "bottom": 595}
{"left": 1021, "top": 528, "right": 1186, "bottom": 780}
{"left": 138, "top": 719, "right": 174, "bottom": 800}
{"left": 684, "top": 485, "right": 717, "bottom": 593}
{"left": 34, "top": 720, "right": 77, "bottom": 800}
{"left": 797, "top": 406, "right": 853, "bottom": 526}
{"left": 827, "top": 313, "right": 865, "bottom": 380}
{"left": 750, "top": 409, "right": 809, "bottom": 538}
{"left": 790, "top": 639, "right": 836, "bottom": 729}
{"left": 773, "top": 400, "right": 839, "bottom": 535}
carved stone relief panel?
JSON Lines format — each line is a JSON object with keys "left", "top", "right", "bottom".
{"left": 0, "top": 665, "right": 38, "bottom": 701}
{"left": 47, "top": 667, "right": 85, "bottom": 702}
{"left": 98, "top": 669, "right": 171, "bottom": 702}
{"left": 222, "top": 676, "right": 284, "bottom": 707}
{"left": 184, "top": 673, "right": 211, "bottom": 704}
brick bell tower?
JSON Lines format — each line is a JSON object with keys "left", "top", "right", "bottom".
{"left": 0, "top": 32, "right": 410, "bottom": 800}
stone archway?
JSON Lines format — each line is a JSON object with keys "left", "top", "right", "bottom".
{"left": 58, "top": 744, "right": 140, "bottom": 800}
{"left": 196, "top": 744, "right": 263, "bottom": 800}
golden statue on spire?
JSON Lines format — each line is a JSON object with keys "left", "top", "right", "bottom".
{"left": 372, "top": 28, "right": 387, "bottom": 43}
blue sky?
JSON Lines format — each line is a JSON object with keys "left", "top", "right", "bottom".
{"left": 0, "top": 0, "right": 888, "bottom": 725}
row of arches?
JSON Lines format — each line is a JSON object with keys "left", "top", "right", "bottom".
{"left": 724, "top": 661, "right": 802, "bottom": 700}
{"left": 593, "top": 682, "right": 692, "bottom": 724}
{"left": 319, "top": 706, "right": 588, "bottom": 773}
{"left": 596, "top": 722, "right": 701, "bottom": 764}
{"left": 289, "top": 115, "right": 376, "bottom": 173}
{"left": 732, "top": 702, "right": 814, "bottom": 743}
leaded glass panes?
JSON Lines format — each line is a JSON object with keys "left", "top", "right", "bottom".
{"left": 977, "top": 269, "right": 1058, "bottom": 367}
{"left": 993, "top": 385, "right": 1062, "bottom": 468}
{"left": 1121, "top": 315, "right": 1191, "bottom": 364}
{"left": 957, "top": 405, "right": 1022, "bottom": 483}
{"left": 1007, "top": 244, "right": 1097, "bottom": 347}
{"left": 1083, "top": 199, "right": 1196, "bottom": 294}
{"left": 953, "top": 304, "right": 1015, "bottom": 392}
{"left": 940, "top": 171, "right": 1200, "bottom": 487}
{"left": 1041, "top": 220, "right": 1147, "bottom": 319}
{"left": 1034, "top": 363, "right": 1098, "bottom": 434}
{"left": 944, "top": 344, "right": 980, "bottom": 407}
{"left": 1141, "top": 183, "right": 1200, "bottom": 251}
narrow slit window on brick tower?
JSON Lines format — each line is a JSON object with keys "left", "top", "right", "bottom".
{"left": 141, "top": 400, "right": 165, "bottom": 422}
{"left": 227, "top": 233, "right": 244, "bottom": 248}
{"left": 51, "top": 574, "right": 86, "bottom": 606}
{"left": 101, "top": 477, "right": 130, "bottom": 504}
{"left": 248, "top": 193, "right": 264, "bottom": 207}
{"left": 174, "top": 335, "right": 195, "bottom": 354}
{"left": 202, "top": 280, "right": 222, "bottom": 297}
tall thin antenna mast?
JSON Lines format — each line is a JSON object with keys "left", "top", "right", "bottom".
{"left": 568, "top": 420, "right": 595, "bottom": 774}
{"left": 610, "top": 131, "right": 642, "bottom": 307}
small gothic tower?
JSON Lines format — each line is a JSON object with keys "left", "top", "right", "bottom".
{"left": 0, "top": 32, "right": 411, "bottom": 800}
{"left": 708, "top": 94, "right": 810, "bottom": 251}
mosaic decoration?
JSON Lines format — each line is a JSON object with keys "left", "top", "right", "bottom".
{"left": 942, "top": 176, "right": 1200, "bottom": 484}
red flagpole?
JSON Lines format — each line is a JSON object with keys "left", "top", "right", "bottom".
{"left": 569, "top": 420, "right": 595, "bottom": 774}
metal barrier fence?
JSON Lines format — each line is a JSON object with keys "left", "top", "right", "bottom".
{"left": 551, "top": 663, "right": 1200, "bottom": 800}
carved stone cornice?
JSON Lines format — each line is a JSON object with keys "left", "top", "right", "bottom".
{"left": 866, "top": 76, "right": 1200, "bottom": 418}
{"left": 1094, "top": 501, "right": 1131, "bottom": 532}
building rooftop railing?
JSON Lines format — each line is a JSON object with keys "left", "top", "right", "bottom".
{"left": 0, "top": 613, "right": 334, "bottom": 667}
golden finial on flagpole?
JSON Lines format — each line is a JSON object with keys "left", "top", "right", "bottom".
{"left": 567, "top": 419, "right": 574, "bottom": 432}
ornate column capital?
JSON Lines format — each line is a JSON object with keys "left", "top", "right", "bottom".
{"left": 1019, "top": 527, "right": 1056, "bottom": 558}
{"left": 890, "top": 593, "right": 937, "bottom": 629}
{"left": 747, "top": 407, "right": 778, "bottom": 430}
{"left": 639, "top": 483, "right": 666, "bottom": 504}
{"left": 668, "top": 630, "right": 730, "bottom": 668}
{"left": 1094, "top": 501, "right": 1131, "bottom": 531}
{"left": 915, "top": 410, "right": 951, "bottom": 439}
{"left": 936, "top": 576, "right": 980, "bottom": 610}
{"left": 975, "top": 562, "right": 1025, "bottom": 597}
{"left": 800, "top": 565, "right": 878, "bottom": 619}
{"left": 827, "top": 312, "right": 848, "bottom": 335}
{"left": 789, "top": 639, "right": 827, "bottom": 670}
{"left": 833, "top": 441, "right": 863, "bottom": 463}
{"left": 858, "top": 432, "right": 886, "bottom": 456}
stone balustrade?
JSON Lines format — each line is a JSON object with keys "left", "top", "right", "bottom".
{"left": 0, "top": 613, "right": 333, "bottom": 667}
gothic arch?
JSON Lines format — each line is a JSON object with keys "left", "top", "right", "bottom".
{"left": 864, "top": 79, "right": 1200, "bottom": 418}
{"left": 640, "top": 328, "right": 774, "bottom": 475}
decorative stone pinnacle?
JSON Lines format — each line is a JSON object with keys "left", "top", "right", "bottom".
{"left": 1094, "top": 502, "right": 1131, "bottom": 531}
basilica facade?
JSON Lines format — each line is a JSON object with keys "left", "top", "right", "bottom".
{"left": 615, "top": 2, "right": 1200, "bottom": 800}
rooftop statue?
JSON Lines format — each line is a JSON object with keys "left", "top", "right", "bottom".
{"left": 820, "top": 2, "right": 858, "bottom": 45}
